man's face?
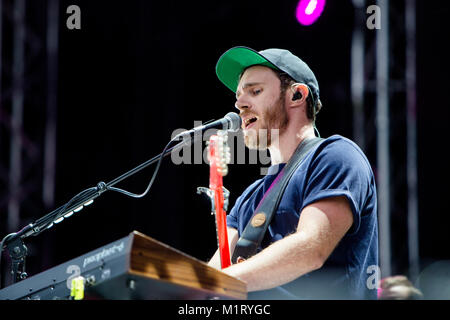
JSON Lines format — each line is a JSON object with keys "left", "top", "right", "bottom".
{"left": 235, "top": 66, "right": 289, "bottom": 150}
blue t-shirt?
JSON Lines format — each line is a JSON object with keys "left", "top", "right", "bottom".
{"left": 227, "top": 135, "right": 379, "bottom": 299}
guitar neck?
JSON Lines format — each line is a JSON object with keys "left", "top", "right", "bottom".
{"left": 208, "top": 134, "right": 231, "bottom": 269}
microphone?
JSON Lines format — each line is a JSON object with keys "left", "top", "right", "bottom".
{"left": 173, "top": 112, "right": 241, "bottom": 141}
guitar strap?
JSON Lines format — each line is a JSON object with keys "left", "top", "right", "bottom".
{"left": 231, "top": 137, "right": 323, "bottom": 264}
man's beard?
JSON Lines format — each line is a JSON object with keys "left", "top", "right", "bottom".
{"left": 244, "top": 94, "right": 289, "bottom": 150}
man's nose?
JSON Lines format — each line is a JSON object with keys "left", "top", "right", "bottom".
{"left": 235, "top": 97, "right": 250, "bottom": 111}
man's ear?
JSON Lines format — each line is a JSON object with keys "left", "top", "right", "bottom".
{"left": 289, "top": 83, "right": 309, "bottom": 106}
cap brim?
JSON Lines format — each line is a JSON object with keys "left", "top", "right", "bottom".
{"left": 215, "top": 46, "right": 278, "bottom": 93}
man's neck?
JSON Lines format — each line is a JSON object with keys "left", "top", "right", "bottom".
{"left": 268, "top": 124, "right": 316, "bottom": 165}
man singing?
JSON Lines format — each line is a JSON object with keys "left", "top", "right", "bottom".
{"left": 208, "top": 46, "right": 379, "bottom": 299}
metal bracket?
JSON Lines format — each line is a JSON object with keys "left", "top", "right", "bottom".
{"left": 197, "top": 186, "right": 230, "bottom": 213}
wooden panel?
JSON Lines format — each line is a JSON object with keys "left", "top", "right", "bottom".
{"left": 129, "top": 231, "right": 247, "bottom": 299}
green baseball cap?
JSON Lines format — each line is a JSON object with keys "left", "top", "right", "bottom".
{"left": 215, "top": 46, "right": 320, "bottom": 104}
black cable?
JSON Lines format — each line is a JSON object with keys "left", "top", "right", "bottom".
{"left": 0, "top": 133, "right": 193, "bottom": 288}
{"left": 106, "top": 137, "right": 176, "bottom": 198}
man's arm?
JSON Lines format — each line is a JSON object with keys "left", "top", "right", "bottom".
{"left": 222, "top": 196, "right": 354, "bottom": 291}
{"left": 207, "top": 227, "right": 239, "bottom": 270}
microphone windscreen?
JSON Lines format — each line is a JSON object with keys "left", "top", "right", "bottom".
{"left": 224, "top": 112, "right": 242, "bottom": 131}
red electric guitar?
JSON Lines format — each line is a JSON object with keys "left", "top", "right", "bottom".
{"left": 197, "top": 130, "right": 231, "bottom": 269}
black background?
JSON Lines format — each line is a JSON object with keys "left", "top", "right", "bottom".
{"left": 1, "top": 0, "right": 449, "bottom": 289}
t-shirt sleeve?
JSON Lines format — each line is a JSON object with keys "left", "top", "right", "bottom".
{"left": 300, "top": 139, "right": 373, "bottom": 235}
{"left": 226, "top": 201, "right": 239, "bottom": 230}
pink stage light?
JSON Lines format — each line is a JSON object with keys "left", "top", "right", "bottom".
{"left": 295, "top": 0, "right": 326, "bottom": 26}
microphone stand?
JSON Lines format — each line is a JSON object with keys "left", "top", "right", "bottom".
{"left": 1, "top": 134, "right": 200, "bottom": 287}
